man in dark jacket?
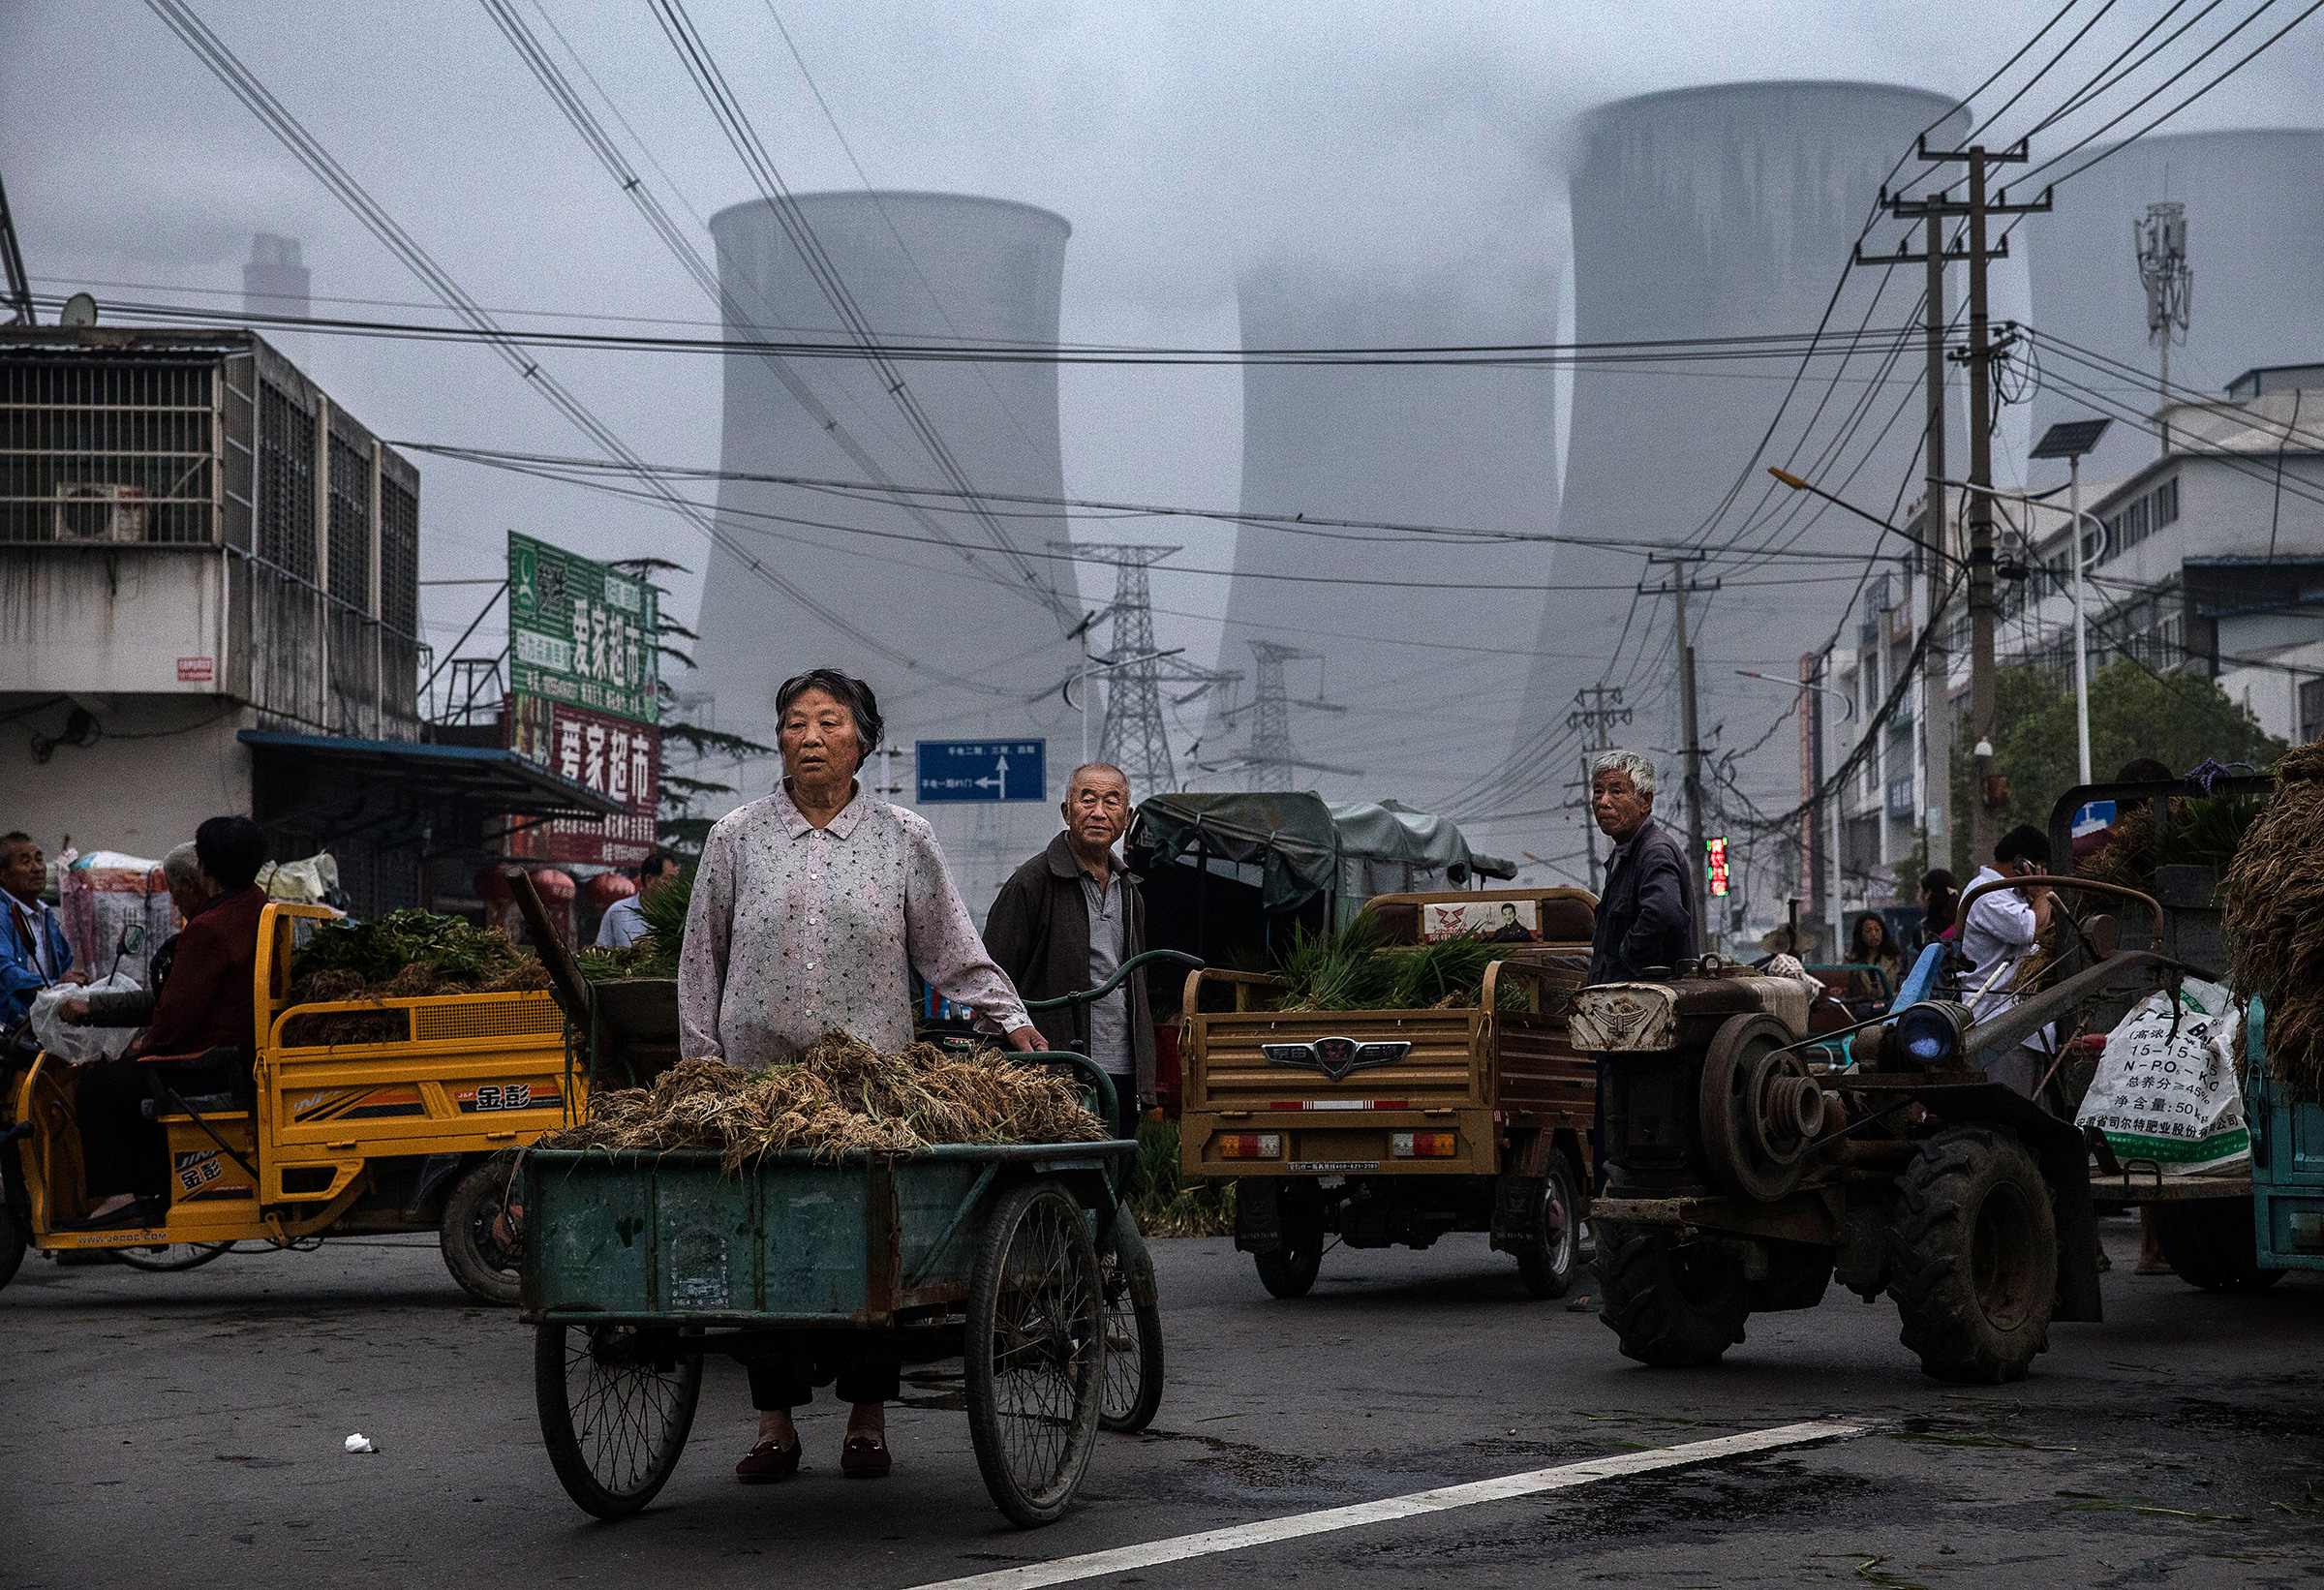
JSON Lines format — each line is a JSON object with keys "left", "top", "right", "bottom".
{"left": 985, "top": 763, "right": 1152, "bottom": 1139}
{"left": 1586, "top": 750, "right": 1694, "bottom": 986}
{"left": 1582, "top": 750, "right": 1694, "bottom": 1202}
{"left": 70, "top": 816, "right": 271, "bottom": 1228}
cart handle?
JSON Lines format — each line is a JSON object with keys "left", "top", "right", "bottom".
{"left": 1022, "top": 948, "right": 1204, "bottom": 1011}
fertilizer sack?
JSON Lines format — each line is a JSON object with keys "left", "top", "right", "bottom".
{"left": 2074, "top": 977, "right": 2249, "bottom": 1175}
{"left": 29, "top": 973, "right": 145, "bottom": 1064}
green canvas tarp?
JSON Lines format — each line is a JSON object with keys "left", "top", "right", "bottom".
{"left": 1128, "top": 792, "right": 1512, "bottom": 920}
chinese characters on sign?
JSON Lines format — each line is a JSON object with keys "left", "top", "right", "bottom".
{"left": 1704, "top": 835, "right": 1730, "bottom": 898}
{"left": 506, "top": 530, "right": 660, "bottom": 723}
{"left": 915, "top": 739, "right": 1048, "bottom": 803}
{"left": 505, "top": 695, "right": 660, "bottom": 867}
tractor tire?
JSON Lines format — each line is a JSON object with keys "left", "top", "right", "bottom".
{"left": 1886, "top": 1124, "right": 2056, "bottom": 1385}
{"left": 1596, "top": 1221, "right": 1751, "bottom": 1367}
{"left": 2151, "top": 1198, "right": 2284, "bottom": 1294}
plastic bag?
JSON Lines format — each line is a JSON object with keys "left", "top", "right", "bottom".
{"left": 29, "top": 972, "right": 146, "bottom": 1064}
{"left": 2073, "top": 976, "right": 2248, "bottom": 1176}
{"left": 257, "top": 851, "right": 339, "bottom": 904}
{"left": 57, "top": 851, "right": 168, "bottom": 992}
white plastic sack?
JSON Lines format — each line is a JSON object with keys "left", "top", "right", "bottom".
{"left": 29, "top": 973, "right": 145, "bottom": 1064}
{"left": 2073, "top": 976, "right": 2249, "bottom": 1176}
{"left": 257, "top": 852, "right": 339, "bottom": 903}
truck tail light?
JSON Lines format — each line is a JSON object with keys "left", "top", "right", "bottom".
{"left": 1218, "top": 1133, "right": 1282, "bottom": 1159}
{"left": 1391, "top": 1131, "right": 1458, "bottom": 1158}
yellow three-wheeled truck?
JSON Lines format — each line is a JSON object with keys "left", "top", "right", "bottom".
{"left": 1, "top": 902, "right": 580, "bottom": 1301}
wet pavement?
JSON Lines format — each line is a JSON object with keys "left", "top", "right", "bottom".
{"left": 5, "top": 1217, "right": 2322, "bottom": 1588}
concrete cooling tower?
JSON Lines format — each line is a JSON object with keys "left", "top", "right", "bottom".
{"left": 2024, "top": 129, "right": 2324, "bottom": 483}
{"left": 1212, "top": 264, "right": 1561, "bottom": 811}
{"left": 1510, "top": 81, "right": 1967, "bottom": 825}
{"left": 693, "top": 192, "right": 1081, "bottom": 908}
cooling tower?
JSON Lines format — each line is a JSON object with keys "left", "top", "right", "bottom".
{"left": 2024, "top": 129, "right": 2324, "bottom": 482}
{"left": 1511, "top": 81, "right": 1968, "bottom": 820}
{"left": 694, "top": 193, "right": 1080, "bottom": 907}
{"left": 1212, "top": 263, "right": 1561, "bottom": 810}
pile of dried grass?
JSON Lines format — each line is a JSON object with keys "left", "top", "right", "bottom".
{"left": 2224, "top": 740, "right": 2324, "bottom": 1096}
{"left": 538, "top": 1030, "right": 1108, "bottom": 1168}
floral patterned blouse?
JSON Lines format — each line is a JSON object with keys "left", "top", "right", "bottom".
{"left": 677, "top": 780, "right": 1028, "bottom": 1067}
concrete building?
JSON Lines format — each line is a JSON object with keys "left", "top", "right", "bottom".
{"left": 692, "top": 193, "right": 1083, "bottom": 909}
{"left": 1211, "top": 263, "right": 1561, "bottom": 813}
{"left": 1514, "top": 81, "right": 1968, "bottom": 906}
{"left": 1, "top": 325, "right": 611, "bottom": 917}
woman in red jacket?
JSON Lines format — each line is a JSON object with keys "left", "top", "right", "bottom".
{"left": 68, "top": 816, "right": 269, "bottom": 1230}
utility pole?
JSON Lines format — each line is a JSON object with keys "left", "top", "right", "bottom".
{"left": 1867, "top": 140, "right": 2050, "bottom": 868}
{"left": 0, "top": 169, "right": 36, "bottom": 325}
{"left": 1643, "top": 554, "right": 1717, "bottom": 954}
{"left": 1568, "top": 685, "right": 1633, "bottom": 894}
{"left": 2136, "top": 200, "right": 2191, "bottom": 458}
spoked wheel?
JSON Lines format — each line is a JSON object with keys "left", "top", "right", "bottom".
{"left": 535, "top": 1323, "right": 701, "bottom": 1518}
{"left": 442, "top": 1154, "right": 523, "bottom": 1306}
{"left": 965, "top": 1179, "right": 1105, "bottom": 1527}
{"left": 1097, "top": 1217, "right": 1164, "bottom": 1433}
{"left": 112, "top": 1241, "right": 234, "bottom": 1272}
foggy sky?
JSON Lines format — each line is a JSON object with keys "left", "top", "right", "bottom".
{"left": 9, "top": 1, "right": 2324, "bottom": 886}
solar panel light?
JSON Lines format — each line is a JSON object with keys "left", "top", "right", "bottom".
{"left": 1891, "top": 1001, "right": 1975, "bottom": 1068}
{"left": 2030, "top": 418, "right": 2112, "bottom": 460}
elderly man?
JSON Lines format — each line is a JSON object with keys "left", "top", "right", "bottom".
{"left": 985, "top": 761, "right": 1151, "bottom": 1141}
{"left": 2, "top": 831, "right": 84, "bottom": 1034}
{"left": 1582, "top": 750, "right": 1694, "bottom": 1204}
{"left": 679, "top": 666, "right": 1041, "bottom": 1487}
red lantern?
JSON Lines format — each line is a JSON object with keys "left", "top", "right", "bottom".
{"left": 583, "top": 871, "right": 637, "bottom": 908}
{"left": 531, "top": 869, "right": 576, "bottom": 902}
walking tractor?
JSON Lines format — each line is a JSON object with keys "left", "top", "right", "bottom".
{"left": 1178, "top": 888, "right": 1600, "bottom": 1299}
{"left": 0, "top": 902, "right": 573, "bottom": 1300}
{"left": 1578, "top": 870, "right": 2248, "bottom": 1384}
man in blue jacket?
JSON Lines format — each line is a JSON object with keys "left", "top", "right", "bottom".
{"left": 2, "top": 832, "right": 82, "bottom": 1034}
{"left": 1582, "top": 752, "right": 1694, "bottom": 1204}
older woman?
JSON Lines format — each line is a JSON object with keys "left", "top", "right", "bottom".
{"left": 679, "top": 667, "right": 1042, "bottom": 1486}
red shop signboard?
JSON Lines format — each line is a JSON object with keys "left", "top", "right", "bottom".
{"left": 505, "top": 693, "right": 658, "bottom": 867}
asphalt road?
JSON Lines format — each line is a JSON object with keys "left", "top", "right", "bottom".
{"left": 6, "top": 1217, "right": 2323, "bottom": 1589}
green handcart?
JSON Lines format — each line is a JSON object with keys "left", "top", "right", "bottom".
{"left": 521, "top": 950, "right": 1187, "bottom": 1527}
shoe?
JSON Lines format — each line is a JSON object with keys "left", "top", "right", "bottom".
{"left": 65, "top": 1198, "right": 162, "bottom": 1232}
{"left": 841, "top": 1434, "right": 892, "bottom": 1479}
{"left": 735, "top": 1438, "right": 802, "bottom": 1484}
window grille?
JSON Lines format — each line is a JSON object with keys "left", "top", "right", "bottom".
{"left": 256, "top": 380, "right": 316, "bottom": 580}
{"left": 0, "top": 359, "right": 214, "bottom": 543}
{"left": 326, "top": 431, "right": 371, "bottom": 613}
{"left": 380, "top": 474, "right": 418, "bottom": 638}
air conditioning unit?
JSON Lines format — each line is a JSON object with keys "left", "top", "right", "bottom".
{"left": 53, "top": 482, "right": 151, "bottom": 543}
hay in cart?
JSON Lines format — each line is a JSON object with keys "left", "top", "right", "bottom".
{"left": 2225, "top": 739, "right": 2324, "bottom": 1095}
{"left": 539, "top": 1030, "right": 1109, "bottom": 1168}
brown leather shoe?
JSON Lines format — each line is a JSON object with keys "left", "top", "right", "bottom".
{"left": 735, "top": 1438, "right": 802, "bottom": 1484}
{"left": 840, "top": 1433, "right": 892, "bottom": 1479}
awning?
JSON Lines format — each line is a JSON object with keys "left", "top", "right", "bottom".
{"left": 240, "top": 729, "right": 623, "bottom": 840}
{"left": 1128, "top": 791, "right": 1489, "bottom": 914}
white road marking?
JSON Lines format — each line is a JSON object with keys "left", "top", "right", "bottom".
{"left": 910, "top": 1419, "right": 1866, "bottom": 1590}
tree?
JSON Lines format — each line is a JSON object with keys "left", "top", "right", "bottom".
{"left": 1950, "top": 659, "right": 2286, "bottom": 871}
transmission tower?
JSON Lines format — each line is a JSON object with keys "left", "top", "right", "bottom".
{"left": 1235, "top": 640, "right": 1357, "bottom": 791}
{"left": 2135, "top": 200, "right": 2191, "bottom": 456}
{"left": 1052, "top": 542, "right": 1178, "bottom": 789}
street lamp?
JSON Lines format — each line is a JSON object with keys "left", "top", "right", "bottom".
{"left": 1735, "top": 668, "right": 1855, "bottom": 951}
{"left": 1938, "top": 413, "right": 2111, "bottom": 784}
{"left": 1058, "top": 648, "right": 1183, "bottom": 765}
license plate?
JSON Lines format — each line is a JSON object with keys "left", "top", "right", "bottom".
{"left": 1288, "top": 1160, "right": 1379, "bottom": 1173}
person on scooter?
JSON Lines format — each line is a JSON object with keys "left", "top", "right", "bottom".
{"left": 2, "top": 832, "right": 85, "bottom": 1034}
{"left": 69, "top": 817, "right": 270, "bottom": 1230}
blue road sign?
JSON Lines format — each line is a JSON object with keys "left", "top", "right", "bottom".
{"left": 2071, "top": 800, "right": 2118, "bottom": 838}
{"left": 916, "top": 739, "right": 1048, "bottom": 804}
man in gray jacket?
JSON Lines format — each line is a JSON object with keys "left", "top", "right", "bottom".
{"left": 984, "top": 762, "right": 1152, "bottom": 1139}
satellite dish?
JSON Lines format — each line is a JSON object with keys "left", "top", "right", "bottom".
{"left": 59, "top": 293, "right": 98, "bottom": 327}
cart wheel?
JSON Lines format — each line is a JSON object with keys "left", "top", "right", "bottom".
{"left": 1098, "top": 1244, "right": 1164, "bottom": 1434}
{"left": 966, "top": 1179, "right": 1105, "bottom": 1527}
{"left": 1254, "top": 1178, "right": 1326, "bottom": 1300}
{"left": 2151, "top": 1197, "right": 2285, "bottom": 1294}
{"left": 442, "top": 1155, "right": 522, "bottom": 1306}
{"left": 535, "top": 1323, "right": 701, "bottom": 1518}
{"left": 113, "top": 1241, "right": 234, "bottom": 1273}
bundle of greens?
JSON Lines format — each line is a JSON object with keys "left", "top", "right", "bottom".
{"left": 2082, "top": 793, "right": 2267, "bottom": 891}
{"left": 574, "top": 867, "right": 692, "bottom": 982}
{"left": 2224, "top": 742, "right": 2324, "bottom": 1095}
{"left": 537, "top": 1030, "right": 1106, "bottom": 1167}
{"left": 281, "top": 909, "right": 548, "bottom": 1044}
{"left": 1274, "top": 916, "right": 1530, "bottom": 1013}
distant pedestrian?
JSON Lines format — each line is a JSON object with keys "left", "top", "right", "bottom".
{"left": 595, "top": 850, "right": 681, "bottom": 949}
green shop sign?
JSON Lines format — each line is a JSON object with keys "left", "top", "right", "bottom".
{"left": 506, "top": 530, "right": 659, "bottom": 724}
